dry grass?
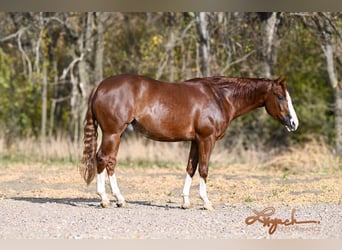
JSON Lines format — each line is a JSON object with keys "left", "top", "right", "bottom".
{"left": 0, "top": 137, "right": 81, "bottom": 163}
{"left": 0, "top": 136, "right": 341, "bottom": 206}
{"left": 264, "top": 139, "right": 341, "bottom": 174}
{"left": 0, "top": 135, "right": 341, "bottom": 174}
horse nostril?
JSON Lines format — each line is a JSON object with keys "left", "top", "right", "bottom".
{"left": 284, "top": 116, "right": 291, "bottom": 125}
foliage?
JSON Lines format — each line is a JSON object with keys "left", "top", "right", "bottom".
{"left": 0, "top": 48, "right": 41, "bottom": 145}
{"left": 0, "top": 12, "right": 341, "bottom": 152}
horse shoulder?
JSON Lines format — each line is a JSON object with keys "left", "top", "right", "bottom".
{"left": 187, "top": 84, "right": 228, "bottom": 139}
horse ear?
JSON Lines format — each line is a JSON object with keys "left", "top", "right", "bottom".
{"left": 276, "top": 76, "right": 287, "bottom": 88}
{"left": 280, "top": 76, "right": 288, "bottom": 88}
{"left": 275, "top": 77, "right": 282, "bottom": 84}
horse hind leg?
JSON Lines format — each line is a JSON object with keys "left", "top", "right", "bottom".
{"left": 108, "top": 172, "right": 126, "bottom": 207}
{"left": 96, "top": 133, "right": 126, "bottom": 208}
{"left": 97, "top": 170, "right": 110, "bottom": 208}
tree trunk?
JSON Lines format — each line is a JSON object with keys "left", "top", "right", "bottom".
{"left": 335, "top": 89, "right": 342, "bottom": 154}
{"left": 169, "top": 30, "right": 175, "bottom": 82}
{"left": 259, "top": 12, "right": 280, "bottom": 78}
{"left": 67, "top": 58, "right": 82, "bottom": 143}
{"left": 94, "top": 12, "right": 106, "bottom": 83}
{"left": 319, "top": 14, "right": 341, "bottom": 154}
{"left": 49, "top": 60, "right": 58, "bottom": 139}
{"left": 75, "top": 13, "right": 94, "bottom": 142}
{"left": 41, "top": 61, "right": 47, "bottom": 143}
{"left": 78, "top": 13, "right": 92, "bottom": 89}
{"left": 196, "top": 12, "right": 211, "bottom": 76}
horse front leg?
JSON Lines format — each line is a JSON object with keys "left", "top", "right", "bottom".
{"left": 198, "top": 137, "right": 215, "bottom": 210}
{"left": 182, "top": 141, "right": 199, "bottom": 209}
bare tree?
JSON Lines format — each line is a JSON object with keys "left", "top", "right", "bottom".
{"left": 258, "top": 12, "right": 281, "bottom": 78}
{"left": 94, "top": 12, "right": 107, "bottom": 83}
{"left": 195, "top": 12, "right": 211, "bottom": 77}
{"left": 312, "top": 13, "right": 342, "bottom": 153}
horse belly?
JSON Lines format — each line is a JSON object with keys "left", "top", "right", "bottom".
{"left": 131, "top": 117, "right": 195, "bottom": 141}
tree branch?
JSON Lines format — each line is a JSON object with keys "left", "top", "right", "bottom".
{"left": 220, "top": 50, "right": 256, "bottom": 75}
{"left": 17, "top": 28, "right": 32, "bottom": 80}
{"left": 60, "top": 53, "right": 84, "bottom": 80}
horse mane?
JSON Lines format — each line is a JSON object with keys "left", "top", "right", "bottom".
{"left": 185, "top": 76, "right": 274, "bottom": 99}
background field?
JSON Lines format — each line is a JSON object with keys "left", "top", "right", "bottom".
{"left": 1, "top": 135, "right": 341, "bottom": 206}
{"left": 0, "top": 136, "right": 341, "bottom": 239}
{"left": 0, "top": 12, "right": 341, "bottom": 238}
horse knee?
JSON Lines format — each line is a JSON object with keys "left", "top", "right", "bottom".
{"left": 186, "top": 168, "right": 196, "bottom": 178}
{"left": 96, "top": 150, "right": 116, "bottom": 175}
{"left": 106, "top": 161, "right": 116, "bottom": 176}
{"left": 198, "top": 167, "right": 208, "bottom": 181}
{"left": 96, "top": 151, "right": 106, "bottom": 174}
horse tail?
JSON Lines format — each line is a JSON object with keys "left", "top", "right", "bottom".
{"left": 80, "top": 84, "right": 100, "bottom": 185}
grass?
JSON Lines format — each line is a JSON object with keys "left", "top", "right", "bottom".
{"left": 1, "top": 135, "right": 341, "bottom": 206}
{"left": 245, "top": 196, "right": 255, "bottom": 203}
{"left": 0, "top": 137, "right": 81, "bottom": 165}
{"left": 263, "top": 139, "right": 342, "bottom": 174}
{"left": 0, "top": 135, "right": 341, "bottom": 175}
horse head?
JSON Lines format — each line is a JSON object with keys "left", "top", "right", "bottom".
{"left": 264, "top": 77, "right": 299, "bottom": 132}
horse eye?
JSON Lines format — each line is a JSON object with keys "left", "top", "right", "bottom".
{"left": 277, "top": 95, "right": 285, "bottom": 101}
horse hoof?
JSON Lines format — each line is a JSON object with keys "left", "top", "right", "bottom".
{"left": 203, "top": 203, "right": 215, "bottom": 211}
{"left": 100, "top": 201, "right": 111, "bottom": 208}
{"left": 181, "top": 203, "right": 191, "bottom": 209}
{"left": 117, "top": 201, "right": 127, "bottom": 208}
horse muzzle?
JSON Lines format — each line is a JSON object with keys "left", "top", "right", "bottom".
{"left": 283, "top": 115, "right": 299, "bottom": 132}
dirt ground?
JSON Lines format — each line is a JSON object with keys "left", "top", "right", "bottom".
{"left": 0, "top": 162, "right": 341, "bottom": 239}
{"left": 1, "top": 162, "right": 340, "bottom": 206}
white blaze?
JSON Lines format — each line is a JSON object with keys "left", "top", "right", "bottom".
{"left": 286, "top": 91, "right": 299, "bottom": 131}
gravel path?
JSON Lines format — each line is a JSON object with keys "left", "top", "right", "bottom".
{"left": 0, "top": 163, "right": 341, "bottom": 239}
{"left": 0, "top": 198, "right": 340, "bottom": 239}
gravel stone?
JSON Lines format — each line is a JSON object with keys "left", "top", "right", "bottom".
{"left": 0, "top": 199, "right": 340, "bottom": 239}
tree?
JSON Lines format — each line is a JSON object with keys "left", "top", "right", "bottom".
{"left": 291, "top": 12, "right": 341, "bottom": 152}
{"left": 195, "top": 12, "right": 211, "bottom": 77}
{"left": 0, "top": 12, "right": 340, "bottom": 152}
{"left": 258, "top": 12, "right": 281, "bottom": 78}
{"left": 312, "top": 13, "right": 342, "bottom": 153}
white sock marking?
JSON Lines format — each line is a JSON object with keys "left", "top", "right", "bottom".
{"left": 199, "top": 177, "right": 211, "bottom": 205}
{"left": 97, "top": 171, "right": 109, "bottom": 202}
{"left": 108, "top": 173, "right": 125, "bottom": 203}
{"left": 182, "top": 174, "right": 192, "bottom": 197}
{"left": 286, "top": 91, "right": 299, "bottom": 131}
{"left": 182, "top": 174, "right": 192, "bottom": 206}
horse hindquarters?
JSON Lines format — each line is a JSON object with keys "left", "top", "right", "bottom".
{"left": 86, "top": 78, "right": 133, "bottom": 207}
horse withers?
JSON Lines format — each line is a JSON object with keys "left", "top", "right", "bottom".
{"left": 80, "top": 74, "right": 299, "bottom": 210}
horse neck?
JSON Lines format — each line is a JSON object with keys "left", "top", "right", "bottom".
{"left": 221, "top": 79, "right": 272, "bottom": 120}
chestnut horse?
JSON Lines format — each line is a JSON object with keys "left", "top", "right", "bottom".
{"left": 80, "top": 74, "right": 298, "bottom": 210}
